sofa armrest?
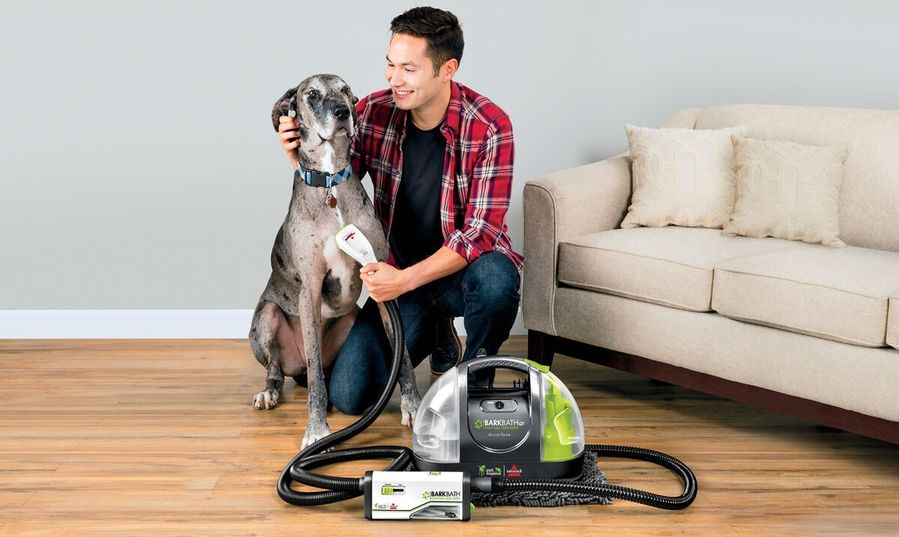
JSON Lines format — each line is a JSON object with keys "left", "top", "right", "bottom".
{"left": 522, "top": 155, "right": 632, "bottom": 335}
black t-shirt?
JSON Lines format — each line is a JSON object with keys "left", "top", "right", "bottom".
{"left": 389, "top": 120, "right": 446, "bottom": 268}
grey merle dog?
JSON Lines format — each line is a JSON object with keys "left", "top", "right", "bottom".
{"left": 249, "top": 74, "right": 421, "bottom": 449}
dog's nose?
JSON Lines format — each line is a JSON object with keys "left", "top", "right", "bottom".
{"left": 333, "top": 106, "right": 350, "bottom": 121}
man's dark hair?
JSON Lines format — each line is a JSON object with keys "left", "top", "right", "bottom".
{"left": 390, "top": 6, "right": 464, "bottom": 76}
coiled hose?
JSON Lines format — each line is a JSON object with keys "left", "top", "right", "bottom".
{"left": 276, "top": 299, "right": 698, "bottom": 510}
{"left": 277, "top": 299, "right": 411, "bottom": 506}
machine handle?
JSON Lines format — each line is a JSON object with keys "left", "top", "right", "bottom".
{"left": 465, "top": 356, "right": 531, "bottom": 375}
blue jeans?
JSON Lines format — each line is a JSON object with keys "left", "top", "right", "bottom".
{"left": 328, "top": 251, "right": 521, "bottom": 414}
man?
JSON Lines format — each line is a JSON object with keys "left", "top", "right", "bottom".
{"left": 277, "top": 6, "right": 522, "bottom": 414}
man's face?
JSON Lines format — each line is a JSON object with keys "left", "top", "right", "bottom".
{"left": 385, "top": 33, "right": 446, "bottom": 112}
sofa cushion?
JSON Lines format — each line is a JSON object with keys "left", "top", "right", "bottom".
{"left": 621, "top": 124, "right": 746, "bottom": 229}
{"left": 713, "top": 247, "right": 899, "bottom": 347}
{"left": 695, "top": 104, "right": 899, "bottom": 253}
{"left": 553, "top": 287, "right": 899, "bottom": 422}
{"left": 889, "top": 293, "right": 899, "bottom": 350}
{"left": 723, "top": 136, "right": 848, "bottom": 247}
{"left": 557, "top": 227, "right": 812, "bottom": 312}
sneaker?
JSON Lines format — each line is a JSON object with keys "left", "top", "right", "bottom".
{"left": 429, "top": 318, "right": 462, "bottom": 376}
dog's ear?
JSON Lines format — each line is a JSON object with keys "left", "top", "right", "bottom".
{"left": 350, "top": 95, "right": 359, "bottom": 136}
{"left": 271, "top": 87, "right": 298, "bottom": 132}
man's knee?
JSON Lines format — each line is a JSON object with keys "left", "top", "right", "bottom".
{"left": 330, "top": 389, "right": 374, "bottom": 416}
{"left": 331, "top": 397, "right": 368, "bottom": 416}
{"left": 328, "top": 299, "right": 389, "bottom": 416}
{"left": 463, "top": 252, "right": 521, "bottom": 310}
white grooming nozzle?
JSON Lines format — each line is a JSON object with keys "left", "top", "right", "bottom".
{"left": 335, "top": 224, "right": 378, "bottom": 269}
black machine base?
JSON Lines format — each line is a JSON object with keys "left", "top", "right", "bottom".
{"left": 413, "top": 452, "right": 585, "bottom": 480}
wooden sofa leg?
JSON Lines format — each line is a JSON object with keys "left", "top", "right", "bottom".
{"left": 528, "top": 330, "right": 556, "bottom": 368}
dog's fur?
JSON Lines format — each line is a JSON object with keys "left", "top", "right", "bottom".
{"left": 250, "top": 74, "right": 421, "bottom": 448}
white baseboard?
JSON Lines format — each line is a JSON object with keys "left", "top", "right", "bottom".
{"left": 0, "top": 310, "right": 254, "bottom": 339}
{"left": 0, "top": 309, "right": 526, "bottom": 339}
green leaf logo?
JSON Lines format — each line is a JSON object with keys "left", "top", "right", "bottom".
{"left": 421, "top": 491, "right": 430, "bottom": 500}
{"left": 474, "top": 419, "right": 484, "bottom": 430}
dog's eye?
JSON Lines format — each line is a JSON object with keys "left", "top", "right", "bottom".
{"left": 307, "top": 89, "right": 320, "bottom": 100}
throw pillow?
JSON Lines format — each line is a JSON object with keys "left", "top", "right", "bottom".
{"left": 722, "top": 136, "right": 848, "bottom": 247}
{"left": 622, "top": 124, "right": 747, "bottom": 229}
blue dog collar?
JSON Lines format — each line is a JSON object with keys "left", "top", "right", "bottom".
{"left": 295, "top": 163, "right": 353, "bottom": 188}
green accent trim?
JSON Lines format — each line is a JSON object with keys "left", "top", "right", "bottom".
{"left": 524, "top": 357, "right": 550, "bottom": 373}
{"left": 541, "top": 372, "right": 577, "bottom": 461}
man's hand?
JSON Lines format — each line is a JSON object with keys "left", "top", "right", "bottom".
{"left": 278, "top": 116, "right": 301, "bottom": 170}
{"left": 360, "top": 262, "right": 412, "bottom": 303}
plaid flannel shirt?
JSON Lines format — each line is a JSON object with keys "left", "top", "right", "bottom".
{"left": 351, "top": 81, "right": 524, "bottom": 271}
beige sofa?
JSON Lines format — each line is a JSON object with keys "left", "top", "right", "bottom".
{"left": 522, "top": 104, "right": 899, "bottom": 444}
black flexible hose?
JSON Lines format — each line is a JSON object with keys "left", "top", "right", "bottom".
{"left": 276, "top": 299, "right": 698, "bottom": 511}
{"left": 277, "top": 299, "right": 413, "bottom": 506}
{"left": 493, "top": 444, "right": 698, "bottom": 510}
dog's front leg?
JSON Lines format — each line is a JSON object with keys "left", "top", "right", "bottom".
{"left": 297, "top": 284, "right": 331, "bottom": 449}
{"left": 397, "top": 356, "right": 422, "bottom": 428}
{"left": 258, "top": 364, "right": 285, "bottom": 410}
{"left": 377, "top": 302, "right": 422, "bottom": 427}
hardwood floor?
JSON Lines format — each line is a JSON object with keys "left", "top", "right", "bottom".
{"left": 1, "top": 337, "right": 897, "bottom": 536}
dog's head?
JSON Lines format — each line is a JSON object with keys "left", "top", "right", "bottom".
{"left": 272, "top": 74, "right": 358, "bottom": 173}
{"left": 272, "top": 74, "right": 358, "bottom": 156}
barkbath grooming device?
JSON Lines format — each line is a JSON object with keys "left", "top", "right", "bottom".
{"left": 276, "top": 227, "right": 698, "bottom": 520}
{"left": 335, "top": 224, "right": 378, "bottom": 268}
{"left": 335, "top": 223, "right": 377, "bottom": 306}
{"left": 413, "top": 356, "right": 585, "bottom": 480}
{"left": 363, "top": 471, "right": 472, "bottom": 520}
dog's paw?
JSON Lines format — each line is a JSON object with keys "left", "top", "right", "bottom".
{"left": 301, "top": 423, "right": 332, "bottom": 450}
{"left": 401, "top": 407, "right": 417, "bottom": 428}
{"left": 252, "top": 389, "right": 280, "bottom": 410}
{"left": 400, "top": 392, "right": 421, "bottom": 428}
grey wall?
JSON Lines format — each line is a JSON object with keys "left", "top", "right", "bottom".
{"left": 3, "top": 0, "right": 899, "bottom": 309}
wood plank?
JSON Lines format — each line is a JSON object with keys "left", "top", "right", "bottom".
{"left": 1, "top": 338, "right": 898, "bottom": 536}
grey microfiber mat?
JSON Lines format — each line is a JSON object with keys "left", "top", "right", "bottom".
{"left": 471, "top": 451, "right": 612, "bottom": 507}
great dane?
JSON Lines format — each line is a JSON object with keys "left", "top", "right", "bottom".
{"left": 249, "top": 74, "right": 421, "bottom": 449}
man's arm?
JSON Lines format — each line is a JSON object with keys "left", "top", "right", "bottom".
{"left": 405, "top": 246, "right": 469, "bottom": 288}
{"left": 361, "top": 247, "right": 467, "bottom": 303}
{"left": 362, "top": 114, "right": 515, "bottom": 303}
{"left": 277, "top": 116, "right": 301, "bottom": 170}
{"left": 444, "top": 115, "right": 515, "bottom": 264}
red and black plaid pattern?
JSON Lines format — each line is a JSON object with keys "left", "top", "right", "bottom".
{"left": 351, "top": 81, "right": 524, "bottom": 271}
